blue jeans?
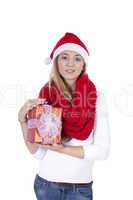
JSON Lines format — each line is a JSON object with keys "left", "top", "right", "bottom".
{"left": 34, "top": 174, "right": 93, "bottom": 200}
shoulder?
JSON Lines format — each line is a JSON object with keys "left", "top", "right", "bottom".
{"left": 38, "top": 81, "right": 58, "bottom": 101}
{"left": 39, "top": 81, "right": 49, "bottom": 91}
{"left": 39, "top": 80, "right": 57, "bottom": 92}
{"left": 38, "top": 81, "right": 50, "bottom": 98}
{"left": 88, "top": 78, "right": 97, "bottom": 92}
{"left": 96, "top": 91, "right": 108, "bottom": 116}
{"left": 97, "top": 91, "right": 107, "bottom": 104}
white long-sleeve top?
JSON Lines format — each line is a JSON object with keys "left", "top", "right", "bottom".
{"left": 33, "top": 91, "right": 111, "bottom": 183}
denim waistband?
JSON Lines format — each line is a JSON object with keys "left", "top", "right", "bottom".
{"left": 36, "top": 174, "right": 93, "bottom": 189}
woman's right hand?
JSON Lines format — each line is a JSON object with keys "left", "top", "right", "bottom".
{"left": 18, "top": 98, "right": 46, "bottom": 123}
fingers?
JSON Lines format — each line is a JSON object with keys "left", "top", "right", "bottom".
{"left": 19, "top": 98, "right": 46, "bottom": 117}
{"left": 27, "top": 98, "right": 46, "bottom": 106}
{"left": 25, "top": 98, "right": 46, "bottom": 110}
{"left": 18, "top": 98, "right": 47, "bottom": 122}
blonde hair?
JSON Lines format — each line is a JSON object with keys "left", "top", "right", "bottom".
{"left": 47, "top": 56, "right": 86, "bottom": 143}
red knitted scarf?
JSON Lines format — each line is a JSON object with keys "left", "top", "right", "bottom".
{"left": 39, "top": 73, "right": 97, "bottom": 140}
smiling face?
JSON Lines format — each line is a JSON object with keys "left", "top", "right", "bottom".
{"left": 57, "top": 50, "right": 85, "bottom": 83}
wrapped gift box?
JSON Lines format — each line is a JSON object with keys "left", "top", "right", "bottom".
{"left": 27, "top": 104, "right": 62, "bottom": 145}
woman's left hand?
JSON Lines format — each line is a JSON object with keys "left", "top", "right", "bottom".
{"left": 40, "top": 143, "right": 65, "bottom": 152}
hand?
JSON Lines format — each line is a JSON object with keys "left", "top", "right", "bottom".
{"left": 18, "top": 98, "right": 46, "bottom": 123}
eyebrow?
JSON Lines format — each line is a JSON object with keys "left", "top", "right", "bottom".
{"left": 61, "top": 53, "right": 81, "bottom": 57}
{"left": 75, "top": 54, "right": 81, "bottom": 57}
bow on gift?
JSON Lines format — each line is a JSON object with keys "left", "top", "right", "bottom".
{"left": 28, "top": 105, "right": 62, "bottom": 143}
{"left": 27, "top": 105, "right": 62, "bottom": 138}
{"left": 37, "top": 111, "right": 62, "bottom": 137}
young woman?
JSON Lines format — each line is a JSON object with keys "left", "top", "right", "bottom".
{"left": 18, "top": 32, "right": 110, "bottom": 200}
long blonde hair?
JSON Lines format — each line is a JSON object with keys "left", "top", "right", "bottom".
{"left": 48, "top": 56, "right": 86, "bottom": 142}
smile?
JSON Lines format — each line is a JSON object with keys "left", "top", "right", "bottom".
{"left": 65, "top": 69, "right": 75, "bottom": 73}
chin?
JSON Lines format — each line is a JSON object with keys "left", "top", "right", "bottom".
{"left": 63, "top": 73, "right": 80, "bottom": 80}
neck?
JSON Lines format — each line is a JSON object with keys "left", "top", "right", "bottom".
{"left": 65, "top": 79, "right": 76, "bottom": 91}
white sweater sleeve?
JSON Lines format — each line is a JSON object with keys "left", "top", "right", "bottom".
{"left": 32, "top": 147, "right": 47, "bottom": 160}
{"left": 83, "top": 92, "right": 111, "bottom": 161}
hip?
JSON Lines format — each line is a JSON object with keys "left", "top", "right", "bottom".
{"left": 34, "top": 174, "right": 93, "bottom": 200}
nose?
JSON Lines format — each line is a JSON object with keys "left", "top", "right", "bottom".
{"left": 67, "top": 58, "right": 74, "bottom": 66}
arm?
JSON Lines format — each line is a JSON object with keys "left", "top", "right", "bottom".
{"left": 19, "top": 83, "right": 50, "bottom": 159}
{"left": 58, "top": 92, "right": 111, "bottom": 160}
{"left": 20, "top": 121, "right": 47, "bottom": 159}
{"left": 58, "top": 144, "right": 84, "bottom": 159}
{"left": 18, "top": 97, "right": 48, "bottom": 159}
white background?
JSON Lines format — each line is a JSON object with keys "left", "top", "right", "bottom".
{"left": 0, "top": 0, "right": 133, "bottom": 199}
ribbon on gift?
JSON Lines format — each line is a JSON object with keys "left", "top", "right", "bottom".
{"left": 36, "top": 105, "right": 62, "bottom": 137}
{"left": 27, "top": 118, "right": 38, "bottom": 129}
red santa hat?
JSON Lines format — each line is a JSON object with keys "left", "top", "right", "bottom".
{"left": 45, "top": 32, "right": 90, "bottom": 65}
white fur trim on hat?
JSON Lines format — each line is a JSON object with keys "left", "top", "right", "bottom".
{"left": 53, "top": 43, "right": 88, "bottom": 65}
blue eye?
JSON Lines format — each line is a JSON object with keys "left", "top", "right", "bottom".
{"left": 75, "top": 57, "right": 82, "bottom": 62}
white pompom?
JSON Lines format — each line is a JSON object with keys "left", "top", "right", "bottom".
{"left": 44, "top": 57, "right": 51, "bottom": 65}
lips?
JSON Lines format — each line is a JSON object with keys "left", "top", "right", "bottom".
{"left": 65, "top": 69, "right": 75, "bottom": 73}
